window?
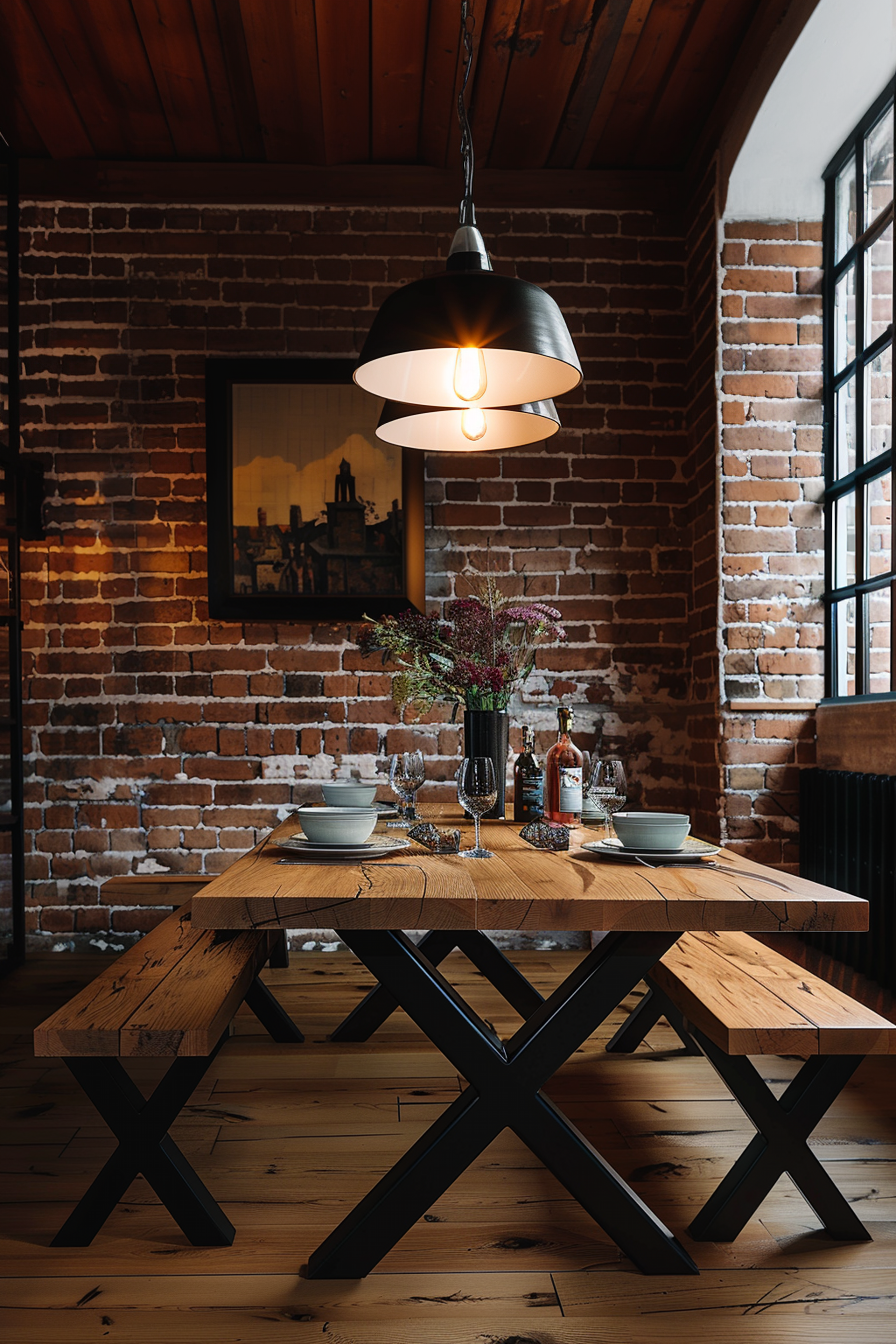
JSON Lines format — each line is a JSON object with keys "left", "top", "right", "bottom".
{"left": 824, "top": 82, "right": 895, "bottom": 698}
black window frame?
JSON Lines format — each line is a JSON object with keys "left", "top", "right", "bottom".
{"left": 823, "top": 77, "right": 896, "bottom": 702}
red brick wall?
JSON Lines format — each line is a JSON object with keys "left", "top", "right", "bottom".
{"left": 718, "top": 219, "right": 824, "bottom": 869}
{"left": 18, "top": 199, "right": 715, "bottom": 948}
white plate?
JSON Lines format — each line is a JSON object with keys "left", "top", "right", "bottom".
{"left": 581, "top": 836, "right": 720, "bottom": 862}
{"left": 275, "top": 834, "right": 411, "bottom": 858}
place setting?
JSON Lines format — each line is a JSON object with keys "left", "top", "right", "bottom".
{"left": 275, "top": 769, "right": 412, "bottom": 863}
{"left": 577, "top": 757, "right": 720, "bottom": 866}
{"left": 274, "top": 748, "right": 461, "bottom": 862}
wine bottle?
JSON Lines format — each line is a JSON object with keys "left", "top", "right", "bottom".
{"left": 544, "top": 706, "right": 583, "bottom": 824}
{"left": 513, "top": 726, "right": 544, "bottom": 822}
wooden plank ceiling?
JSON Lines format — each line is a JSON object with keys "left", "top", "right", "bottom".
{"left": 0, "top": 0, "right": 762, "bottom": 172}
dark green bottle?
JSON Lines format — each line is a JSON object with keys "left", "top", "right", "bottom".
{"left": 513, "top": 726, "right": 544, "bottom": 822}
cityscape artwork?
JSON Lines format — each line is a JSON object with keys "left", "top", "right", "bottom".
{"left": 231, "top": 381, "right": 402, "bottom": 598}
{"left": 205, "top": 358, "right": 425, "bottom": 621}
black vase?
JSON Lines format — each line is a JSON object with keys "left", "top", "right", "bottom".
{"left": 463, "top": 709, "right": 510, "bottom": 819}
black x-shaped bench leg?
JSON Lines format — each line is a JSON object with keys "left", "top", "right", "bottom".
{"left": 307, "top": 928, "right": 698, "bottom": 1278}
{"left": 245, "top": 974, "right": 305, "bottom": 1043}
{"left": 687, "top": 1027, "right": 869, "bottom": 1242}
{"left": 53, "top": 1041, "right": 232, "bottom": 1247}
{"left": 606, "top": 982, "right": 702, "bottom": 1055}
{"left": 54, "top": 973, "right": 304, "bottom": 1246}
{"left": 329, "top": 929, "right": 544, "bottom": 1042}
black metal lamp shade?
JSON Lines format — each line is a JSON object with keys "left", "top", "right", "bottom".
{"left": 354, "top": 270, "right": 583, "bottom": 408}
{"left": 376, "top": 398, "right": 560, "bottom": 452}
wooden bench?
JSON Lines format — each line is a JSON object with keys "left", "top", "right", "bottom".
{"left": 607, "top": 929, "right": 896, "bottom": 1243}
{"left": 98, "top": 874, "right": 216, "bottom": 906}
{"left": 33, "top": 900, "right": 303, "bottom": 1247}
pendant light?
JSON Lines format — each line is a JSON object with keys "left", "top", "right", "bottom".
{"left": 376, "top": 398, "right": 560, "bottom": 453}
{"left": 353, "top": 0, "right": 582, "bottom": 447}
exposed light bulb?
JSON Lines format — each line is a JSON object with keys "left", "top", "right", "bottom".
{"left": 461, "top": 406, "right": 487, "bottom": 441}
{"left": 454, "top": 346, "right": 487, "bottom": 401}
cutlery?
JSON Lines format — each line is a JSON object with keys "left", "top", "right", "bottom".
{"left": 276, "top": 857, "right": 349, "bottom": 864}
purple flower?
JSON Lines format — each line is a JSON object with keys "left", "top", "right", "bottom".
{"left": 354, "top": 571, "right": 568, "bottom": 716}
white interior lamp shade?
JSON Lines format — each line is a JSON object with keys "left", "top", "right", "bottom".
{"left": 376, "top": 399, "right": 560, "bottom": 452}
{"left": 354, "top": 270, "right": 583, "bottom": 408}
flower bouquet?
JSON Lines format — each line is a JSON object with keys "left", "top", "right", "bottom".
{"left": 355, "top": 569, "right": 566, "bottom": 717}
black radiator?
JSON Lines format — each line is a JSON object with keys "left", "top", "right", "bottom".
{"left": 799, "top": 768, "right": 896, "bottom": 993}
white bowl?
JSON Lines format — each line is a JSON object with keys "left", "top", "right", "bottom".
{"left": 320, "top": 781, "right": 378, "bottom": 808}
{"left": 612, "top": 812, "right": 691, "bottom": 851}
{"left": 295, "top": 807, "right": 379, "bottom": 846}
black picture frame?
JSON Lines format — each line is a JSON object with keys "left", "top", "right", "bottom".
{"left": 205, "top": 357, "right": 425, "bottom": 622}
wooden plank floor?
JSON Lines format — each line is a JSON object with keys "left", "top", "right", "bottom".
{"left": 1, "top": 950, "right": 895, "bottom": 1342}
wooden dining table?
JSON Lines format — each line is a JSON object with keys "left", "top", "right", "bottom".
{"left": 191, "top": 813, "right": 868, "bottom": 1280}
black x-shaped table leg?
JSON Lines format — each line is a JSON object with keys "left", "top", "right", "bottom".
{"left": 330, "top": 929, "right": 544, "bottom": 1041}
{"left": 687, "top": 1026, "right": 869, "bottom": 1242}
{"left": 53, "top": 1039, "right": 233, "bottom": 1247}
{"left": 307, "top": 928, "right": 698, "bottom": 1278}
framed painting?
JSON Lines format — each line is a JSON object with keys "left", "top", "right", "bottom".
{"left": 205, "top": 358, "right": 425, "bottom": 622}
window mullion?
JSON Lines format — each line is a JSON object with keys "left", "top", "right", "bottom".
{"left": 823, "top": 168, "right": 836, "bottom": 691}
{"left": 855, "top": 130, "right": 868, "bottom": 694}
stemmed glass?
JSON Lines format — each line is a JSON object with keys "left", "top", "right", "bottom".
{"left": 457, "top": 757, "right": 497, "bottom": 859}
{"left": 388, "top": 751, "right": 425, "bottom": 828}
{"left": 586, "top": 758, "right": 627, "bottom": 842}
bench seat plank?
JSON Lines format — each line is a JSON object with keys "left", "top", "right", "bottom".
{"left": 651, "top": 931, "right": 896, "bottom": 1056}
{"left": 694, "top": 931, "right": 896, "bottom": 1054}
{"left": 99, "top": 876, "right": 213, "bottom": 906}
{"left": 649, "top": 932, "right": 815, "bottom": 1055}
{"left": 34, "top": 906, "right": 273, "bottom": 1059}
{"left": 34, "top": 907, "right": 208, "bottom": 1057}
{"left": 121, "top": 928, "right": 272, "bottom": 1056}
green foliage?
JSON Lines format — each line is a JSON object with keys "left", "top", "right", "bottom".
{"left": 355, "top": 567, "right": 567, "bottom": 718}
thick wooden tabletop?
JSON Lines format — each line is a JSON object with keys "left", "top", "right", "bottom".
{"left": 190, "top": 815, "right": 868, "bottom": 936}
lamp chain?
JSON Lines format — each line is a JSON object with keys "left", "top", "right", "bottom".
{"left": 457, "top": 0, "right": 476, "bottom": 226}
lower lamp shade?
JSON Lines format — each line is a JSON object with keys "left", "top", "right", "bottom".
{"left": 376, "top": 399, "right": 560, "bottom": 452}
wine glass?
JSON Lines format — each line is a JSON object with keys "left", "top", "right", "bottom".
{"left": 388, "top": 751, "right": 425, "bottom": 829}
{"left": 586, "top": 758, "right": 627, "bottom": 842}
{"left": 457, "top": 757, "right": 497, "bottom": 859}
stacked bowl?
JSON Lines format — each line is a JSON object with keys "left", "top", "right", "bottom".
{"left": 611, "top": 813, "right": 691, "bottom": 851}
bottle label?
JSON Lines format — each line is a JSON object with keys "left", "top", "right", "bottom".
{"left": 558, "top": 766, "right": 582, "bottom": 813}
{"left": 520, "top": 776, "right": 544, "bottom": 819}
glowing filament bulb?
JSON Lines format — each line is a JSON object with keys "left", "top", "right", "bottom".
{"left": 461, "top": 407, "right": 487, "bottom": 442}
{"left": 454, "top": 346, "right": 487, "bottom": 402}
